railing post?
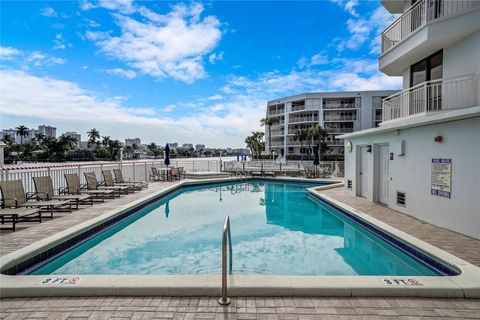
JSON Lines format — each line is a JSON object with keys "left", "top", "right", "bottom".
{"left": 218, "top": 216, "right": 232, "bottom": 306}
{"left": 133, "top": 162, "right": 136, "bottom": 181}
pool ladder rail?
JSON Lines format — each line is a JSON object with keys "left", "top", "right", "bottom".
{"left": 218, "top": 215, "right": 233, "bottom": 305}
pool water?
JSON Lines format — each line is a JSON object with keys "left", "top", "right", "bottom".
{"left": 30, "top": 180, "right": 439, "bottom": 276}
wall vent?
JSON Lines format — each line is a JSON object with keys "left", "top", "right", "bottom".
{"left": 396, "top": 191, "right": 406, "bottom": 206}
{"left": 347, "top": 180, "right": 352, "bottom": 189}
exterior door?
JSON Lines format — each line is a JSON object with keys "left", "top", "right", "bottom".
{"left": 359, "top": 147, "right": 369, "bottom": 197}
{"left": 378, "top": 145, "right": 390, "bottom": 204}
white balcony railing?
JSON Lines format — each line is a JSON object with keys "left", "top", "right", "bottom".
{"left": 323, "top": 115, "right": 357, "bottom": 121}
{"left": 268, "top": 109, "right": 285, "bottom": 116}
{"left": 289, "top": 116, "right": 318, "bottom": 124}
{"left": 382, "top": 0, "right": 480, "bottom": 54}
{"left": 270, "top": 130, "right": 284, "bottom": 136}
{"left": 324, "top": 127, "right": 354, "bottom": 133}
{"left": 382, "top": 75, "right": 478, "bottom": 122}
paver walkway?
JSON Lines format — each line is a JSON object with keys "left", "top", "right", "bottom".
{"left": 1, "top": 181, "right": 479, "bottom": 319}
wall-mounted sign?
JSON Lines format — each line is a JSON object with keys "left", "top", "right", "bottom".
{"left": 431, "top": 159, "right": 452, "bottom": 198}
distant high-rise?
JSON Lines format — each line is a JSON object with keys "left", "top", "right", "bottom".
{"left": 37, "top": 125, "right": 56, "bottom": 138}
{"left": 63, "top": 132, "right": 81, "bottom": 148}
{"left": 125, "top": 138, "right": 141, "bottom": 147}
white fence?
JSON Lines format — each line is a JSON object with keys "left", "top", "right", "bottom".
{"left": 224, "top": 160, "right": 344, "bottom": 178}
{"left": 0, "top": 159, "right": 222, "bottom": 195}
{"left": 382, "top": 74, "right": 479, "bottom": 122}
{"left": 381, "top": 0, "right": 480, "bottom": 54}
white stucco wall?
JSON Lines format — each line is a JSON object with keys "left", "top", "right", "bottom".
{"left": 343, "top": 116, "right": 480, "bottom": 239}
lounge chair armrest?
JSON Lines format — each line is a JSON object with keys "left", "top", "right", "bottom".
{"left": 26, "top": 192, "right": 39, "bottom": 200}
{"left": 1, "top": 197, "right": 19, "bottom": 208}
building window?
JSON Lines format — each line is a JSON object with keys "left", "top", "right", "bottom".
{"left": 410, "top": 50, "right": 443, "bottom": 87}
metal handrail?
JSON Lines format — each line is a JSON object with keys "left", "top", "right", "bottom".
{"left": 218, "top": 216, "right": 233, "bottom": 305}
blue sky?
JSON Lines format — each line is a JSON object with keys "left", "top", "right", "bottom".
{"left": 0, "top": 0, "right": 401, "bottom": 147}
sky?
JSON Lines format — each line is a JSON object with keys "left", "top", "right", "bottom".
{"left": 0, "top": 0, "right": 402, "bottom": 148}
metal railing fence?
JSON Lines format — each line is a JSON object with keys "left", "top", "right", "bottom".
{"left": 0, "top": 159, "right": 222, "bottom": 195}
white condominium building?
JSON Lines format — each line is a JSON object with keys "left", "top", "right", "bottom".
{"left": 341, "top": 0, "right": 480, "bottom": 239}
{"left": 265, "top": 90, "right": 398, "bottom": 160}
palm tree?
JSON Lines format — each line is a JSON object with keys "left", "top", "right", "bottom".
{"left": 87, "top": 128, "right": 100, "bottom": 146}
{"left": 34, "top": 132, "right": 46, "bottom": 146}
{"left": 293, "top": 129, "right": 309, "bottom": 160}
{"left": 101, "top": 136, "right": 111, "bottom": 147}
{"left": 1, "top": 134, "right": 15, "bottom": 146}
{"left": 245, "top": 131, "right": 265, "bottom": 159}
{"left": 309, "top": 124, "right": 328, "bottom": 161}
{"left": 260, "top": 117, "right": 279, "bottom": 155}
{"left": 15, "top": 125, "right": 29, "bottom": 144}
{"left": 58, "top": 135, "right": 77, "bottom": 154}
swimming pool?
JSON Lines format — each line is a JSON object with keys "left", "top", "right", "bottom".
{"left": 28, "top": 180, "right": 444, "bottom": 276}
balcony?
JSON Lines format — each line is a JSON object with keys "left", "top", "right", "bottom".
{"left": 270, "top": 130, "right": 284, "bottom": 136}
{"left": 324, "top": 127, "right": 354, "bottom": 133}
{"left": 323, "top": 115, "right": 357, "bottom": 121}
{"left": 382, "top": 0, "right": 480, "bottom": 54}
{"left": 268, "top": 109, "right": 285, "bottom": 116}
{"left": 382, "top": 74, "right": 479, "bottom": 122}
{"left": 289, "top": 116, "right": 318, "bottom": 124}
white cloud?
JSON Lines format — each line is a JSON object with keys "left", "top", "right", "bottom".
{"left": 52, "top": 33, "right": 72, "bottom": 50}
{"left": 41, "top": 7, "right": 57, "bottom": 18}
{"left": 207, "top": 94, "right": 223, "bottom": 101}
{"left": 330, "top": 0, "right": 359, "bottom": 17}
{"left": 163, "top": 104, "right": 177, "bottom": 112}
{"left": 105, "top": 68, "right": 137, "bottom": 79}
{"left": 0, "top": 69, "right": 258, "bottom": 147}
{"left": 85, "top": 3, "right": 222, "bottom": 83}
{"left": 1, "top": 46, "right": 66, "bottom": 67}
{"left": 297, "top": 52, "right": 329, "bottom": 68}
{"left": 26, "top": 51, "right": 66, "bottom": 66}
{"left": 0, "top": 46, "right": 22, "bottom": 60}
{"left": 336, "top": 6, "right": 397, "bottom": 53}
{"left": 80, "top": 0, "right": 135, "bottom": 14}
{"left": 208, "top": 51, "right": 224, "bottom": 64}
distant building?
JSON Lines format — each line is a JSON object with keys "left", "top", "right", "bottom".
{"left": 1, "top": 125, "right": 57, "bottom": 144}
{"left": 37, "top": 125, "right": 56, "bottom": 138}
{"left": 0, "top": 129, "right": 19, "bottom": 143}
{"left": 80, "top": 141, "right": 90, "bottom": 150}
{"left": 125, "top": 138, "right": 141, "bottom": 147}
{"left": 182, "top": 143, "right": 194, "bottom": 149}
{"left": 195, "top": 144, "right": 205, "bottom": 152}
{"left": 63, "top": 132, "right": 81, "bottom": 148}
{"left": 265, "top": 90, "right": 398, "bottom": 161}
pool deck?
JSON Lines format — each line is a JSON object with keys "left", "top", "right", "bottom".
{"left": 1, "top": 178, "right": 479, "bottom": 318}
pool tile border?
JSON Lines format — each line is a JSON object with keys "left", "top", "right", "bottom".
{"left": 1, "top": 177, "right": 479, "bottom": 298}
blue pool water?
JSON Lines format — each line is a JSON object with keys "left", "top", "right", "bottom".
{"left": 30, "top": 180, "right": 439, "bottom": 276}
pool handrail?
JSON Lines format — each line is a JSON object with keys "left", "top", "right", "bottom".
{"left": 218, "top": 215, "right": 232, "bottom": 305}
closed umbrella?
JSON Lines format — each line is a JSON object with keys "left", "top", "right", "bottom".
{"left": 164, "top": 144, "right": 171, "bottom": 181}
{"left": 164, "top": 144, "right": 171, "bottom": 166}
{"left": 313, "top": 146, "right": 320, "bottom": 178}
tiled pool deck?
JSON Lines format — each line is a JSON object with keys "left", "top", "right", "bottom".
{"left": 1, "top": 179, "right": 479, "bottom": 319}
